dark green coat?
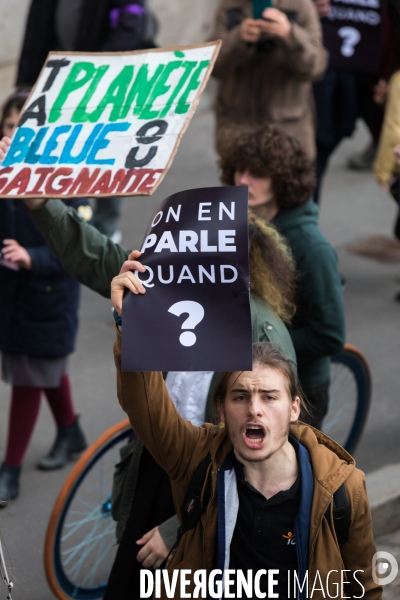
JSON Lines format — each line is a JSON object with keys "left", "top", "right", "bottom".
{"left": 272, "top": 199, "right": 345, "bottom": 390}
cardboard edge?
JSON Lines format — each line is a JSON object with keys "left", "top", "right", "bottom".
{"left": 0, "top": 41, "right": 222, "bottom": 200}
{"left": 44, "top": 41, "right": 222, "bottom": 58}
{"left": 148, "top": 39, "right": 222, "bottom": 197}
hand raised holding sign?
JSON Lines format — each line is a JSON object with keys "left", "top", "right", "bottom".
{"left": 121, "top": 186, "right": 252, "bottom": 372}
{"left": 111, "top": 250, "right": 147, "bottom": 316}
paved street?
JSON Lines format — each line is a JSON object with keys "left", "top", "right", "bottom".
{"left": 1, "top": 105, "right": 400, "bottom": 598}
{"left": 376, "top": 530, "right": 400, "bottom": 600}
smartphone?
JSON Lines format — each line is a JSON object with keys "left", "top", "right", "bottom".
{"left": 253, "top": 0, "right": 273, "bottom": 19}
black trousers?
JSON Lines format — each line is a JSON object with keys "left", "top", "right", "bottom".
{"left": 104, "top": 446, "right": 176, "bottom": 599}
{"left": 303, "top": 380, "right": 330, "bottom": 431}
{"left": 394, "top": 207, "right": 400, "bottom": 240}
{"left": 313, "top": 69, "right": 383, "bottom": 205}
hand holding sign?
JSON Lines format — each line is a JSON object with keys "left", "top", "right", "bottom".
{"left": 121, "top": 186, "right": 252, "bottom": 372}
{"left": 111, "top": 250, "right": 147, "bottom": 315}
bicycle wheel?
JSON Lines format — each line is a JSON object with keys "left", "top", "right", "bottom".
{"left": 45, "top": 419, "right": 133, "bottom": 600}
{"left": 324, "top": 344, "right": 372, "bottom": 455}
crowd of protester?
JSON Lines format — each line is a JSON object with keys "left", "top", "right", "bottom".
{"left": 1, "top": 0, "right": 399, "bottom": 597}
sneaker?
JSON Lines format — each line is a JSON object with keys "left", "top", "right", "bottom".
{"left": 347, "top": 144, "right": 376, "bottom": 171}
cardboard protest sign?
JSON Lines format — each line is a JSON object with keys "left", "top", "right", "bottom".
{"left": 322, "top": 1, "right": 383, "bottom": 74}
{"left": 0, "top": 43, "right": 220, "bottom": 199}
{"left": 122, "top": 186, "right": 252, "bottom": 372}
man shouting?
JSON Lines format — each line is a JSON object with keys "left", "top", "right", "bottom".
{"left": 111, "top": 264, "right": 380, "bottom": 600}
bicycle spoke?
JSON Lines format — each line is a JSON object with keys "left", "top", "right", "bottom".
{"left": 65, "top": 520, "right": 115, "bottom": 580}
{"left": 75, "top": 496, "right": 96, "bottom": 511}
{"left": 47, "top": 426, "right": 133, "bottom": 597}
{"left": 81, "top": 540, "right": 116, "bottom": 588}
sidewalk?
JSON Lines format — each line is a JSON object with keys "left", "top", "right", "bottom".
{"left": 376, "top": 529, "right": 400, "bottom": 599}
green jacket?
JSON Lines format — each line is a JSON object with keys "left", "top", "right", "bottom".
{"left": 29, "top": 199, "right": 297, "bottom": 544}
{"left": 29, "top": 200, "right": 126, "bottom": 297}
{"left": 272, "top": 199, "right": 345, "bottom": 389}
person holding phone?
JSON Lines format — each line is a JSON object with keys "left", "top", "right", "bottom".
{"left": 209, "top": 0, "right": 328, "bottom": 161}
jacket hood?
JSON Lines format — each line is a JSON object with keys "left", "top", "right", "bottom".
{"left": 273, "top": 198, "right": 319, "bottom": 232}
{"left": 291, "top": 422, "right": 355, "bottom": 494}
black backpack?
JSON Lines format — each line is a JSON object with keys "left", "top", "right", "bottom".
{"left": 325, "top": 482, "right": 350, "bottom": 545}
{"left": 160, "top": 453, "right": 350, "bottom": 568}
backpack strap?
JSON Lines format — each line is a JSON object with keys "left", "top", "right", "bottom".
{"left": 325, "top": 483, "right": 350, "bottom": 546}
{"left": 159, "top": 453, "right": 212, "bottom": 569}
{"left": 180, "top": 453, "right": 212, "bottom": 533}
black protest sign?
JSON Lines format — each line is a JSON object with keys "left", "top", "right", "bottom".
{"left": 322, "top": 1, "right": 383, "bottom": 74}
{"left": 121, "top": 186, "right": 252, "bottom": 371}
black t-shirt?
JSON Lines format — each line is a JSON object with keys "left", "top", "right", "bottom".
{"left": 229, "top": 454, "right": 301, "bottom": 599}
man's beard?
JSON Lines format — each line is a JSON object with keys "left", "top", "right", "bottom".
{"left": 236, "top": 448, "right": 277, "bottom": 463}
{"left": 227, "top": 420, "right": 290, "bottom": 464}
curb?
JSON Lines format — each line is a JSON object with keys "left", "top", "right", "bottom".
{"left": 366, "top": 462, "right": 400, "bottom": 538}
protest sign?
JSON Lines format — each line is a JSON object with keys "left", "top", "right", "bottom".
{"left": 322, "top": 1, "right": 383, "bottom": 74}
{"left": 121, "top": 186, "right": 252, "bottom": 372}
{"left": 0, "top": 43, "right": 220, "bottom": 199}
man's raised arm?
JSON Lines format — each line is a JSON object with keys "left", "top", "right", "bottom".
{"left": 113, "top": 327, "right": 214, "bottom": 488}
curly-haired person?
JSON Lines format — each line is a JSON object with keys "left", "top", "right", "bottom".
{"left": 219, "top": 124, "right": 345, "bottom": 429}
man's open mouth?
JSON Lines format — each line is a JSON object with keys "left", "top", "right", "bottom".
{"left": 243, "top": 424, "right": 266, "bottom": 447}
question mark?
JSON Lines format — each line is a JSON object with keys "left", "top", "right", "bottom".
{"left": 168, "top": 301, "right": 205, "bottom": 347}
{"left": 338, "top": 26, "right": 361, "bottom": 57}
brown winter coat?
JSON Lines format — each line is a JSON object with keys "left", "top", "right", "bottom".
{"left": 209, "top": 0, "right": 328, "bottom": 159}
{"left": 114, "top": 331, "right": 381, "bottom": 599}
